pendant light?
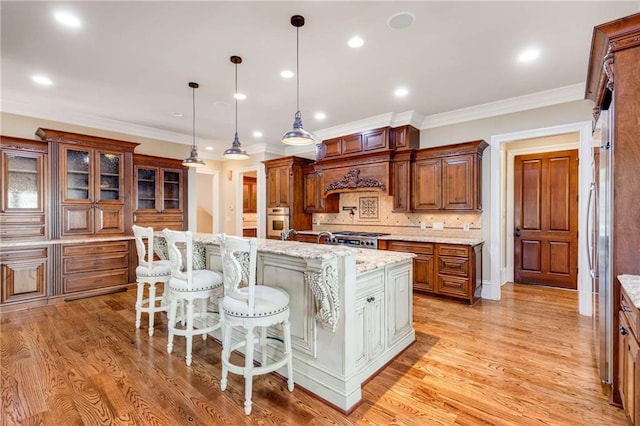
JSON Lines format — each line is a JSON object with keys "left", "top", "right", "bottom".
{"left": 182, "top": 82, "right": 206, "bottom": 167}
{"left": 282, "top": 15, "right": 314, "bottom": 146}
{"left": 223, "top": 56, "right": 250, "bottom": 160}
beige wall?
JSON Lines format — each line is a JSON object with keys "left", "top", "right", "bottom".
{"left": 2, "top": 98, "right": 596, "bottom": 282}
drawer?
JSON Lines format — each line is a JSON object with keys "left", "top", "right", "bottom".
{"left": 438, "top": 256, "right": 469, "bottom": 277}
{"left": 63, "top": 241, "right": 129, "bottom": 256}
{"left": 0, "top": 214, "right": 45, "bottom": 225}
{"left": 621, "top": 288, "right": 639, "bottom": 339}
{"left": 63, "top": 252, "right": 129, "bottom": 275}
{"left": 0, "top": 226, "right": 45, "bottom": 239}
{"left": 0, "top": 247, "right": 48, "bottom": 262}
{"left": 437, "top": 275, "right": 470, "bottom": 298}
{"left": 438, "top": 245, "right": 469, "bottom": 257}
{"left": 385, "top": 240, "right": 434, "bottom": 255}
{"left": 356, "top": 269, "right": 385, "bottom": 297}
{"left": 63, "top": 269, "right": 129, "bottom": 293}
{"left": 134, "top": 213, "right": 183, "bottom": 223}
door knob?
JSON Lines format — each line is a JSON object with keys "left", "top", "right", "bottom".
{"left": 514, "top": 227, "right": 521, "bottom": 237}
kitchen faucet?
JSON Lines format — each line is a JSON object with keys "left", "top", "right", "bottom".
{"left": 316, "top": 231, "right": 335, "bottom": 245}
{"left": 281, "top": 228, "right": 298, "bottom": 241}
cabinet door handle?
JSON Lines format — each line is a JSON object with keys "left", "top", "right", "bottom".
{"left": 620, "top": 326, "right": 628, "bottom": 336}
{"left": 514, "top": 227, "right": 521, "bottom": 237}
{"left": 366, "top": 296, "right": 376, "bottom": 303}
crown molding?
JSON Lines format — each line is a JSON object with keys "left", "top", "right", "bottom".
{"left": 420, "top": 83, "right": 585, "bottom": 129}
{"left": 1, "top": 96, "right": 193, "bottom": 145}
{"left": 312, "top": 112, "right": 395, "bottom": 141}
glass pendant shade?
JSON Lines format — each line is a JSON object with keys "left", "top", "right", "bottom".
{"left": 282, "top": 110, "right": 314, "bottom": 145}
{"left": 282, "top": 15, "right": 315, "bottom": 146}
{"left": 183, "top": 82, "right": 206, "bottom": 167}
{"left": 223, "top": 55, "right": 250, "bottom": 160}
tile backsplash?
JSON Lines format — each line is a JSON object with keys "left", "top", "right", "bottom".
{"left": 312, "top": 191, "right": 482, "bottom": 238}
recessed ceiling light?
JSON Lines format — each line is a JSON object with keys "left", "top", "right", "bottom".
{"left": 54, "top": 11, "right": 81, "bottom": 28}
{"left": 394, "top": 87, "right": 409, "bottom": 98}
{"left": 347, "top": 36, "right": 364, "bottom": 48}
{"left": 253, "top": 131, "right": 263, "bottom": 138}
{"left": 171, "top": 112, "right": 183, "bottom": 117}
{"left": 205, "top": 146, "right": 214, "bottom": 151}
{"left": 280, "top": 70, "right": 294, "bottom": 79}
{"left": 314, "top": 112, "right": 326, "bottom": 120}
{"left": 518, "top": 48, "right": 540, "bottom": 63}
{"left": 234, "top": 93, "right": 246, "bottom": 100}
{"left": 32, "top": 75, "right": 53, "bottom": 86}
{"left": 388, "top": 12, "right": 415, "bottom": 30}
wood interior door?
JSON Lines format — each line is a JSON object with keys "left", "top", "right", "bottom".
{"left": 514, "top": 150, "right": 578, "bottom": 289}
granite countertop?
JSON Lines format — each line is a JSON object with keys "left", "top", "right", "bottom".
{"left": 618, "top": 274, "right": 640, "bottom": 309}
{"left": 295, "top": 230, "right": 483, "bottom": 246}
{"left": 0, "top": 235, "right": 135, "bottom": 249}
{"left": 165, "top": 232, "right": 414, "bottom": 274}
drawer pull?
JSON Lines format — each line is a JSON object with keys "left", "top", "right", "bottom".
{"left": 620, "top": 326, "right": 628, "bottom": 336}
{"left": 366, "top": 296, "right": 376, "bottom": 303}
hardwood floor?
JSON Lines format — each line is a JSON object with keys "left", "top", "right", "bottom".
{"left": 1, "top": 283, "right": 626, "bottom": 425}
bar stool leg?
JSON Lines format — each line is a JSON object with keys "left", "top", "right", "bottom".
{"left": 244, "top": 326, "right": 255, "bottom": 415}
{"left": 135, "top": 282, "right": 145, "bottom": 329}
{"left": 148, "top": 283, "right": 157, "bottom": 336}
{"left": 284, "top": 320, "right": 294, "bottom": 392}
{"left": 167, "top": 297, "right": 178, "bottom": 354}
{"left": 220, "top": 322, "right": 232, "bottom": 391}
{"left": 185, "top": 299, "right": 195, "bottom": 366}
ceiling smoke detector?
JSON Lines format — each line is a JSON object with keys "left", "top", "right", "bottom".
{"left": 387, "top": 12, "right": 415, "bottom": 30}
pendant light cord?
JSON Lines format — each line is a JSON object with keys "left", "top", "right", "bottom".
{"left": 192, "top": 85, "right": 196, "bottom": 149}
{"left": 235, "top": 61, "right": 238, "bottom": 135}
{"left": 296, "top": 26, "right": 300, "bottom": 113}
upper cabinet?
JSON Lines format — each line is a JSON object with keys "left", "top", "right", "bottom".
{"left": 0, "top": 136, "right": 48, "bottom": 240}
{"left": 411, "top": 140, "right": 488, "bottom": 212}
{"left": 133, "top": 154, "right": 187, "bottom": 231}
{"left": 263, "top": 156, "right": 314, "bottom": 233}
{"left": 317, "top": 127, "right": 389, "bottom": 161}
{"left": 303, "top": 166, "right": 339, "bottom": 213}
{"left": 36, "top": 128, "right": 138, "bottom": 238}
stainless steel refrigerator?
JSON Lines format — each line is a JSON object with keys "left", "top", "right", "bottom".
{"left": 588, "top": 107, "right": 613, "bottom": 385}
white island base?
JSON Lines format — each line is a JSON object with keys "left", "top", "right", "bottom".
{"left": 184, "top": 234, "right": 415, "bottom": 412}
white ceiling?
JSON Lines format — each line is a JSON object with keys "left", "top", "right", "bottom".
{"left": 2, "top": 1, "right": 638, "bottom": 160}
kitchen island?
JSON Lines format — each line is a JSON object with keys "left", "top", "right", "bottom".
{"left": 159, "top": 233, "right": 415, "bottom": 412}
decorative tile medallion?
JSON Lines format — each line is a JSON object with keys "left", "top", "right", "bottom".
{"left": 359, "top": 196, "right": 379, "bottom": 220}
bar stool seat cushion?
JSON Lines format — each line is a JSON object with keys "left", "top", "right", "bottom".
{"left": 136, "top": 260, "right": 171, "bottom": 277}
{"left": 222, "top": 286, "right": 289, "bottom": 318}
{"left": 169, "top": 270, "right": 223, "bottom": 292}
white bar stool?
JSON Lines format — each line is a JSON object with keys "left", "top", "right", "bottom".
{"left": 132, "top": 225, "right": 171, "bottom": 336}
{"left": 163, "top": 229, "right": 223, "bottom": 366}
{"left": 218, "top": 233, "right": 294, "bottom": 415}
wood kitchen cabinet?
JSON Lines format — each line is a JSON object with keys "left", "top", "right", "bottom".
{"left": 303, "top": 166, "right": 339, "bottom": 213}
{"left": 0, "top": 136, "right": 48, "bottom": 241}
{"left": 379, "top": 239, "right": 483, "bottom": 305}
{"left": 263, "top": 156, "right": 314, "bottom": 234}
{"left": 61, "top": 241, "right": 130, "bottom": 294}
{"left": 619, "top": 285, "right": 639, "bottom": 426}
{"left": 318, "top": 127, "right": 389, "bottom": 161}
{"left": 412, "top": 140, "right": 487, "bottom": 212}
{"left": 585, "top": 13, "right": 640, "bottom": 408}
{"left": 0, "top": 246, "right": 48, "bottom": 306}
{"left": 37, "top": 128, "right": 137, "bottom": 238}
{"left": 133, "top": 154, "right": 187, "bottom": 230}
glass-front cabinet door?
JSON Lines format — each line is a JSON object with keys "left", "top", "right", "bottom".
{"left": 97, "top": 151, "right": 122, "bottom": 203}
{"left": 62, "top": 146, "right": 92, "bottom": 203}
{"left": 2, "top": 151, "right": 44, "bottom": 212}
{"left": 162, "top": 169, "right": 183, "bottom": 212}
{"left": 135, "top": 166, "right": 158, "bottom": 211}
